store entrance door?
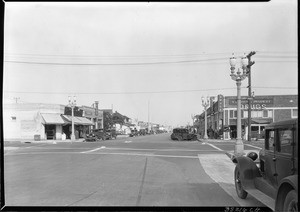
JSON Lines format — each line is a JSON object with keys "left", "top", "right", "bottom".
{"left": 45, "top": 125, "right": 56, "bottom": 140}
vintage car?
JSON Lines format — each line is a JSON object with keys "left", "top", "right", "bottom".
{"left": 170, "top": 128, "right": 197, "bottom": 141}
{"left": 129, "top": 128, "right": 138, "bottom": 137}
{"left": 234, "top": 119, "right": 298, "bottom": 212}
{"left": 84, "top": 129, "right": 109, "bottom": 141}
{"left": 105, "top": 128, "right": 117, "bottom": 140}
{"left": 138, "top": 129, "right": 147, "bottom": 136}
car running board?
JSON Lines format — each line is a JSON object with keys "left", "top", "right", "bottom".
{"left": 246, "top": 188, "right": 275, "bottom": 211}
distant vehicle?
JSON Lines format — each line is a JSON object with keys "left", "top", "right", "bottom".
{"left": 234, "top": 119, "right": 298, "bottom": 212}
{"left": 139, "top": 129, "right": 147, "bottom": 136}
{"left": 129, "top": 128, "right": 138, "bottom": 137}
{"left": 170, "top": 128, "right": 197, "bottom": 141}
{"left": 84, "top": 129, "right": 110, "bottom": 141}
{"left": 106, "top": 128, "right": 117, "bottom": 140}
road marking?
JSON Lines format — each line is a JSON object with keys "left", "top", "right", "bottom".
{"left": 245, "top": 144, "right": 262, "bottom": 149}
{"left": 125, "top": 140, "right": 132, "bottom": 143}
{"left": 205, "top": 143, "right": 224, "bottom": 151}
{"left": 6, "top": 151, "right": 198, "bottom": 159}
{"left": 136, "top": 158, "right": 148, "bottom": 206}
{"left": 103, "top": 147, "right": 219, "bottom": 152}
{"left": 80, "top": 146, "right": 105, "bottom": 154}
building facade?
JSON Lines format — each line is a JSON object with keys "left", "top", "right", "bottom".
{"left": 3, "top": 103, "right": 94, "bottom": 141}
{"left": 195, "top": 94, "right": 298, "bottom": 140}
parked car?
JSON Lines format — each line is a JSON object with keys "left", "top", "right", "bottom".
{"left": 170, "top": 128, "right": 197, "bottom": 141}
{"left": 233, "top": 118, "right": 298, "bottom": 212}
{"left": 84, "top": 129, "right": 108, "bottom": 141}
{"left": 139, "top": 129, "right": 147, "bottom": 136}
{"left": 106, "top": 128, "right": 117, "bottom": 140}
{"left": 129, "top": 128, "right": 138, "bottom": 137}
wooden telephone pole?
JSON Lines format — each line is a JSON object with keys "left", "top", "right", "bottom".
{"left": 247, "top": 51, "right": 256, "bottom": 142}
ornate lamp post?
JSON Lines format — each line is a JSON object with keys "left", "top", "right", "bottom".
{"left": 201, "top": 96, "right": 210, "bottom": 140}
{"left": 230, "top": 53, "right": 248, "bottom": 156}
{"left": 68, "top": 96, "right": 76, "bottom": 141}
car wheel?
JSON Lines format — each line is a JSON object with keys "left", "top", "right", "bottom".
{"left": 283, "top": 190, "right": 298, "bottom": 212}
{"left": 234, "top": 166, "right": 248, "bottom": 199}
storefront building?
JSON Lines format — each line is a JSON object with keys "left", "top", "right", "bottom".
{"left": 79, "top": 105, "right": 104, "bottom": 133}
{"left": 3, "top": 103, "right": 93, "bottom": 141}
{"left": 195, "top": 94, "right": 298, "bottom": 140}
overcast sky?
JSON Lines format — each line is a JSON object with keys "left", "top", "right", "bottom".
{"left": 3, "top": 1, "right": 298, "bottom": 127}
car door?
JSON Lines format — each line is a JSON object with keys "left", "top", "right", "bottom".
{"left": 275, "top": 126, "right": 295, "bottom": 184}
{"left": 264, "top": 129, "right": 278, "bottom": 186}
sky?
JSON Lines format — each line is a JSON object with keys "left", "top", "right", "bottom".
{"left": 3, "top": 1, "right": 298, "bottom": 127}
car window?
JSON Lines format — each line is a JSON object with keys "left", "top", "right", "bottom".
{"left": 278, "top": 129, "right": 293, "bottom": 154}
{"left": 266, "top": 130, "right": 275, "bottom": 151}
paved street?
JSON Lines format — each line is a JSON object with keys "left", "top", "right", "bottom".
{"left": 4, "top": 134, "right": 268, "bottom": 208}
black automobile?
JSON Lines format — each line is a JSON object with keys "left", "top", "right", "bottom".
{"left": 84, "top": 129, "right": 107, "bottom": 142}
{"left": 106, "top": 128, "right": 117, "bottom": 140}
{"left": 170, "top": 128, "right": 197, "bottom": 141}
{"left": 234, "top": 119, "right": 298, "bottom": 212}
{"left": 129, "top": 128, "right": 138, "bottom": 137}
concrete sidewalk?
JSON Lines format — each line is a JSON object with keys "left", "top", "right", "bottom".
{"left": 198, "top": 138, "right": 262, "bottom": 162}
{"left": 4, "top": 138, "right": 85, "bottom": 145}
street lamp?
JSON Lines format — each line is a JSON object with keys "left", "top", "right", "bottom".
{"left": 201, "top": 96, "right": 210, "bottom": 140}
{"left": 230, "top": 53, "right": 248, "bottom": 156}
{"left": 68, "top": 96, "right": 76, "bottom": 141}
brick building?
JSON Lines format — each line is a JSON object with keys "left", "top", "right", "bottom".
{"left": 194, "top": 94, "right": 298, "bottom": 140}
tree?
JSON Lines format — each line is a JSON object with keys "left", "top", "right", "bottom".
{"left": 103, "top": 111, "right": 113, "bottom": 131}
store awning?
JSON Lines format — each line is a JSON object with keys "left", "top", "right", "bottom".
{"left": 41, "top": 113, "right": 66, "bottom": 124}
{"left": 229, "top": 118, "right": 273, "bottom": 126}
{"left": 62, "top": 115, "right": 94, "bottom": 125}
{"left": 251, "top": 118, "right": 273, "bottom": 124}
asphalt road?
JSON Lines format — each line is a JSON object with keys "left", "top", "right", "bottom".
{"left": 3, "top": 133, "right": 268, "bottom": 208}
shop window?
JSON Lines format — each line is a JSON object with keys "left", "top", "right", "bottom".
{"left": 230, "top": 110, "right": 237, "bottom": 118}
{"left": 252, "top": 111, "right": 258, "bottom": 118}
{"left": 243, "top": 111, "right": 248, "bottom": 118}
{"left": 263, "top": 110, "right": 268, "bottom": 118}
{"left": 262, "top": 110, "right": 273, "bottom": 118}
{"left": 268, "top": 110, "right": 273, "bottom": 118}
{"left": 252, "top": 110, "right": 263, "bottom": 118}
{"left": 292, "top": 109, "right": 298, "bottom": 118}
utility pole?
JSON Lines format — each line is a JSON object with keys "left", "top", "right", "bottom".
{"left": 14, "top": 97, "right": 20, "bottom": 103}
{"left": 148, "top": 100, "right": 150, "bottom": 133}
{"left": 247, "top": 51, "right": 256, "bottom": 142}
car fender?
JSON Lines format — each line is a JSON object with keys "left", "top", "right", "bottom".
{"left": 235, "top": 156, "right": 262, "bottom": 190}
{"left": 275, "top": 175, "right": 298, "bottom": 212}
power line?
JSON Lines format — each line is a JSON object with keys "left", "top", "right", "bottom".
{"left": 5, "top": 50, "right": 297, "bottom": 59}
{"left": 3, "top": 87, "right": 247, "bottom": 95}
{"left": 252, "top": 86, "right": 298, "bottom": 89}
{"left": 4, "top": 57, "right": 297, "bottom": 66}
{"left": 3, "top": 57, "right": 229, "bottom": 66}
{"left": 3, "top": 51, "right": 243, "bottom": 59}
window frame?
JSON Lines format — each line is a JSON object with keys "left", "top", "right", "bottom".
{"left": 277, "top": 128, "right": 293, "bottom": 154}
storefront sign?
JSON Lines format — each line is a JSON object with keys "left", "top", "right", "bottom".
{"left": 229, "top": 97, "right": 274, "bottom": 110}
{"left": 218, "top": 95, "right": 224, "bottom": 112}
